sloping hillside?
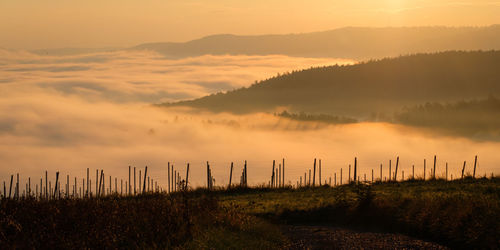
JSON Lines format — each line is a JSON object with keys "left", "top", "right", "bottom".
{"left": 135, "top": 26, "right": 500, "bottom": 59}
{"left": 162, "top": 51, "right": 500, "bottom": 118}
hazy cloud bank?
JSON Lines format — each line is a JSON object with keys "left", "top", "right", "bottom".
{"left": 0, "top": 49, "right": 353, "bottom": 103}
{"left": 0, "top": 49, "right": 498, "bottom": 189}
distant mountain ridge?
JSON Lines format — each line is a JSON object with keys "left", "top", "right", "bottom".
{"left": 162, "top": 51, "right": 500, "bottom": 118}
{"left": 134, "top": 26, "right": 500, "bottom": 59}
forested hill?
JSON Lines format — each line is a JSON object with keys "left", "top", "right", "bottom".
{"left": 135, "top": 26, "right": 500, "bottom": 59}
{"left": 162, "top": 51, "right": 500, "bottom": 118}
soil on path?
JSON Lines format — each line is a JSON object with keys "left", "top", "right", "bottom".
{"left": 282, "top": 225, "right": 449, "bottom": 249}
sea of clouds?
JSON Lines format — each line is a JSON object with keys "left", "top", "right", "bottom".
{"left": 0, "top": 49, "right": 497, "bottom": 191}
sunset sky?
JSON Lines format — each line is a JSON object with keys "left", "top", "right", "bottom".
{"left": 2, "top": 0, "right": 500, "bottom": 49}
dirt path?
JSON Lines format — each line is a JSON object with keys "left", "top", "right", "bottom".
{"left": 282, "top": 225, "right": 449, "bottom": 249}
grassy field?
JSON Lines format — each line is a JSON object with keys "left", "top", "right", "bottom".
{"left": 217, "top": 177, "right": 500, "bottom": 249}
{"left": 1, "top": 178, "right": 499, "bottom": 248}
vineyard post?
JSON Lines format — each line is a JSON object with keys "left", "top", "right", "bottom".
{"left": 171, "top": 165, "right": 174, "bottom": 192}
{"left": 45, "top": 171, "right": 48, "bottom": 200}
{"left": 229, "top": 162, "right": 233, "bottom": 188}
{"left": 433, "top": 155, "right": 437, "bottom": 179}
{"left": 206, "top": 161, "right": 210, "bottom": 190}
{"left": 334, "top": 173, "right": 337, "bottom": 186}
{"left": 186, "top": 163, "right": 190, "bottom": 189}
{"left": 87, "top": 168, "right": 89, "bottom": 197}
{"left": 54, "top": 172, "right": 59, "bottom": 199}
{"left": 462, "top": 161, "right": 466, "bottom": 179}
{"left": 412, "top": 165, "right": 415, "bottom": 179}
{"left": 168, "top": 162, "right": 170, "bottom": 193}
{"left": 278, "top": 164, "right": 281, "bottom": 187}
{"left": 16, "top": 173, "right": 20, "bottom": 199}
{"left": 394, "top": 156, "right": 399, "bottom": 181}
{"left": 371, "top": 169, "right": 374, "bottom": 183}
{"left": 99, "top": 170, "right": 104, "bottom": 197}
{"left": 282, "top": 158, "right": 285, "bottom": 187}
{"left": 9, "top": 175, "right": 13, "bottom": 199}
{"left": 128, "top": 166, "right": 131, "bottom": 195}
{"left": 96, "top": 169, "right": 99, "bottom": 196}
{"left": 353, "top": 157, "right": 357, "bottom": 183}
{"left": 271, "top": 160, "right": 275, "bottom": 187}
{"left": 473, "top": 155, "right": 477, "bottom": 178}
{"left": 245, "top": 160, "right": 248, "bottom": 186}
{"left": 313, "top": 159, "right": 316, "bottom": 186}
{"left": 143, "top": 166, "right": 148, "bottom": 193}
{"left": 66, "top": 175, "right": 69, "bottom": 198}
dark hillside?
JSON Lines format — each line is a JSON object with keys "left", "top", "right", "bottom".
{"left": 163, "top": 51, "right": 500, "bottom": 118}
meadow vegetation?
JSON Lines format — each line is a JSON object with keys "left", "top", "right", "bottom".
{"left": 1, "top": 178, "right": 499, "bottom": 248}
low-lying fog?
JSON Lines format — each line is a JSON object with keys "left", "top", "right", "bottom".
{"left": 0, "top": 49, "right": 498, "bottom": 190}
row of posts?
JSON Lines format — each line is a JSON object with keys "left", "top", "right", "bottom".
{"left": 0, "top": 155, "right": 482, "bottom": 199}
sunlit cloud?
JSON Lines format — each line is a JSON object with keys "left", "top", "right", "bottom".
{"left": 0, "top": 49, "right": 497, "bottom": 188}
{"left": 0, "top": 49, "right": 354, "bottom": 103}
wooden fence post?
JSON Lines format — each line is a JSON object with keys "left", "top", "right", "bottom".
{"left": 87, "top": 168, "right": 89, "bottom": 197}
{"left": 206, "top": 161, "right": 210, "bottom": 190}
{"left": 9, "top": 175, "right": 13, "bottom": 199}
{"left": 186, "top": 163, "right": 190, "bottom": 189}
{"left": 54, "top": 172, "right": 59, "bottom": 199}
{"left": 462, "top": 161, "right": 466, "bottom": 179}
{"left": 271, "top": 160, "right": 275, "bottom": 187}
{"left": 353, "top": 157, "right": 357, "bottom": 183}
{"left": 168, "top": 162, "right": 170, "bottom": 193}
{"left": 96, "top": 169, "right": 99, "bottom": 196}
{"left": 45, "top": 171, "right": 48, "bottom": 200}
{"left": 433, "top": 155, "right": 437, "bottom": 179}
{"left": 229, "top": 162, "right": 233, "bottom": 188}
{"left": 278, "top": 164, "right": 281, "bottom": 187}
{"left": 394, "top": 156, "right": 399, "bottom": 181}
{"left": 282, "top": 158, "right": 285, "bottom": 187}
{"left": 171, "top": 165, "right": 174, "bottom": 192}
{"left": 143, "top": 166, "right": 148, "bottom": 193}
{"left": 473, "top": 155, "right": 477, "bottom": 178}
{"left": 313, "top": 159, "right": 316, "bottom": 186}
